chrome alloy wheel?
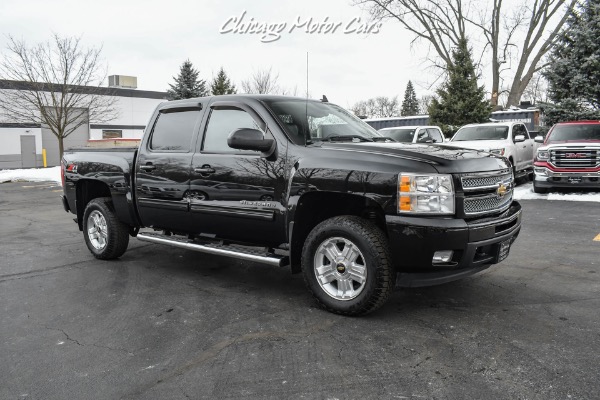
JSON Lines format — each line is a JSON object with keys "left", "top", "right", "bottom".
{"left": 313, "top": 237, "right": 367, "bottom": 301}
{"left": 87, "top": 210, "right": 108, "bottom": 250}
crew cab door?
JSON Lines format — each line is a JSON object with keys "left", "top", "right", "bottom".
{"left": 135, "top": 106, "right": 203, "bottom": 231}
{"left": 522, "top": 126, "right": 534, "bottom": 167}
{"left": 512, "top": 124, "right": 533, "bottom": 170}
{"left": 189, "top": 100, "right": 287, "bottom": 246}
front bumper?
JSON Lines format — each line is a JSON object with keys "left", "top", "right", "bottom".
{"left": 534, "top": 167, "right": 600, "bottom": 189}
{"left": 386, "top": 202, "right": 522, "bottom": 287}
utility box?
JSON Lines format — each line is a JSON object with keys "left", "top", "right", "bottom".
{"left": 108, "top": 75, "right": 138, "bottom": 89}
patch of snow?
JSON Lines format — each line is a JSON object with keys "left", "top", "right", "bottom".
{"left": 0, "top": 166, "right": 61, "bottom": 184}
{"left": 514, "top": 183, "right": 600, "bottom": 202}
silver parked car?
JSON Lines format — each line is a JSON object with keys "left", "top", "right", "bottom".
{"left": 378, "top": 125, "right": 445, "bottom": 144}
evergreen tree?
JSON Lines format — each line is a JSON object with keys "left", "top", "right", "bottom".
{"left": 401, "top": 80, "right": 419, "bottom": 116}
{"left": 428, "top": 38, "right": 491, "bottom": 136}
{"left": 543, "top": 0, "right": 600, "bottom": 125}
{"left": 210, "top": 67, "right": 237, "bottom": 95}
{"left": 167, "top": 60, "right": 208, "bottom": 100}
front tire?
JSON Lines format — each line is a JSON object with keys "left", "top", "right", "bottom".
{"left": 301, "top": 216, "right": 395, "bottom": 316}
{"left": 83, "top": 197, "right": 129, "bottom": 259}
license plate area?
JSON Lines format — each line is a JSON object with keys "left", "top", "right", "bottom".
{"left": 495, "top": 239, "right": 511, "bottom": 263}
{"left": 568, "top": 176, "right": 583, "bottom": 184}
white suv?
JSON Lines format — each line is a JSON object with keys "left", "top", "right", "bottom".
{"left": 378, "top": 125, "right": 445, "bottom": 144}
{"left": 448, "top": 122, "right": 535, "bottom": 178}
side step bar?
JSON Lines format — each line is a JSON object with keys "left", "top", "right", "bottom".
{"left": 137, "top": 232, "right": 289, "bottom": 267}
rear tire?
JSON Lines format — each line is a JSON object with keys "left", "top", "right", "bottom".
{"left": 301, "top": 216, "right": 395, "bottom": 316}
{"left": 83, "top": 197, "right": 129, "bottom": 259}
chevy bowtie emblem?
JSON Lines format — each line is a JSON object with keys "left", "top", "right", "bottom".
{"left": 497, "top": 183, "right": 508, "bottom": 197}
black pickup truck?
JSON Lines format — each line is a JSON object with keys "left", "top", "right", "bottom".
{"left": 61, "top": 95, "right": 521, "bottom": 315}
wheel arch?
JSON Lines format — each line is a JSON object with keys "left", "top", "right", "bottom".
{"left": 288, "top": 191, "right": 387, "bottom": 273}
{"left": 75, "top": 179, "right": 112, "bottom": 230}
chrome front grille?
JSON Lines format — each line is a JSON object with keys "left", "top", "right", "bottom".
{"left": 464, "top": 193, "right": 513, "bottom": 215}
{"left": 460, "top": 169, "right": 514, "bottom": 216}
{"left": 461, "top": 170, "right": 512, "bottom": 192}
{"left": 550, "top": 148, "right": 599, "bottom": 168}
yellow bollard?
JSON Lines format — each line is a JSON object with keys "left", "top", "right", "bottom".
{"left": 42, "top": 148, "right": 47, "bottom": 168}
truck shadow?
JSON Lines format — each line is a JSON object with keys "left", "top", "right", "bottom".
{"left": 124, "top": 241, "right": 547, "bottom": 321}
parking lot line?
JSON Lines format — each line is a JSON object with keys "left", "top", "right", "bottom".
{"left": 594, "top": 233, "right": 600, "bottom": 242}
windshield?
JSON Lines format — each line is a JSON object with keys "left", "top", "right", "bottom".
{"left": 547, "top": 124, "right": 600, "bottom": 142}
{"left": 452, "top": 126, "right": 509, "bottom": 141}
{"left": 379, "top": 128, "right": 415, "bottom": 143}
{"left": 263, "top": 99, "right": 382, "bottom": 145}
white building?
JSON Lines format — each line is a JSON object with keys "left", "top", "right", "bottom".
{"left": 0, "top": 75, "right": 167, "bottom": 168}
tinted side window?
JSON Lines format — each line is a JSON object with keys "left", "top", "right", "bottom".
{"left": 512, "top": 125, "right": 522, "bottom": 141}
{"left": 150, "top": 110, "right": 200, "bottom": 152}
{"left": 203, "top": 108, "right": 263, "bottom": 153}
{"left": 521, "top": 125, "right": 530, "bottom": 139}
{"left": 427, "top": 128, "right": 444, "bottom": 143}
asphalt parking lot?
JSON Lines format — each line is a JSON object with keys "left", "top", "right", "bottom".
{"left": 1, "top": 181, "right": 599, "bottom": 400}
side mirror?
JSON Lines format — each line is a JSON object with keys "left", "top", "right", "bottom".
{"left": 514, "top": 134, "right": 525, "bottom": 143}
{"left": 534, "top": 135, "right": 544, "bottom": 143}
{"left": 227, "top": 128, "right": 275, "bottom": 154}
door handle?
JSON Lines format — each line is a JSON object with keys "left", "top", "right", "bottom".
{"left": 140, "top": 164, "right": 156, "bottom": 171}
{"left": 194, "top": 165, "right": 216, "bottom": 174}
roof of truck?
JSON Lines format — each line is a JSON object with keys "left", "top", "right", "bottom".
{"left": 165, "top": 94, "right": 325, "bottom": 105}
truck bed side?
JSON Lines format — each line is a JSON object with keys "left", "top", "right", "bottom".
{"left": 62, "top": 147, "right": 140, "bottom": 230}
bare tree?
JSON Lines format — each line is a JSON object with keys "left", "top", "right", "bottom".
{"left": 350, "top": 100, "right": 370, "bottom": 117}
{"left": 241, "top": 67, "right": 281, "bottom": 94}
{"left": 355, "top": 0, "right": 577, "bottom": 107}
{"left": 522, "top": 72, "right": 549, "bottom": 105}
{"left": 0, "top": 34, "right": 118, "bottom": 160}
{"left": 418, "top": 94, "right": 434, "bottom": 115}
{"left": 350, "top": 96, "right": 400, "bottom": 118}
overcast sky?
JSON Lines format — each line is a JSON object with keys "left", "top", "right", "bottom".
{"left": 0, "top": 0, "right": 470, "bottom": 107}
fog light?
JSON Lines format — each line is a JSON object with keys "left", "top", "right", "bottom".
{"left": 433, "top": 250, "right": 454, "bottom": 264}
{"left": 534, "top": 168, "right": 547, "bottom": 176}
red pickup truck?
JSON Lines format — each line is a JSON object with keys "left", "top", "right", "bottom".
{"left": 533, "top": 121, "right": 600, "bottom": 193}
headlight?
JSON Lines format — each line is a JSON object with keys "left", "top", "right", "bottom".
{"left": 537, "top": 149, "right": 549, "bottom": 160}
{"left": 489, "top": 148, "right": 505, "bottom": 156}
{"left": 398, "top": 174, "right": 455, "bottom": 215}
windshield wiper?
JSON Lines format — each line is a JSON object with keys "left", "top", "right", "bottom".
{"left": 320, "top": 135, "right": 374, "bottom": 142}
{"left": 371, "top": 136, "right": 396, "bottom": 142}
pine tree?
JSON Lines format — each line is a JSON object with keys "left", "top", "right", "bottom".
{"left": 401, "top": 81, "right": 419, "bottom": 116}
{"left": 167, "top": 60, "right": 208, "bottom": 100}
{"left": 543, "top": 0, "right": 600, "bottom": 125}
{"left": 210, "top": 67, "right": 237, "bottom": 95}
{"left": 428, "top": 38, "right": 491, "bottom": 135}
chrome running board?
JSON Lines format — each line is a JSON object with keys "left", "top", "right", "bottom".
{"left": 137, "top": 232, "right": 288, "bottom": 267}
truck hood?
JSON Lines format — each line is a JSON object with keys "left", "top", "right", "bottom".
{"left": 319, "top": 142, "right": 511, "bottom": 174}
{"left": 538, "top": 141, "right": 600, "bottom": 151}
{"left": 542, "top": 139, "right": 600, "bottom": 146}
{"left": 445, "top": 140, "right": 506, "bottom": 152}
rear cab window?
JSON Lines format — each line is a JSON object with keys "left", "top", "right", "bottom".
{"left": 149, "top": 108, "right": 202, "bottom": 152}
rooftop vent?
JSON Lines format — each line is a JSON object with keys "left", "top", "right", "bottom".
{"left": 108, "top": 75, "right": 137, "bottom": 89}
